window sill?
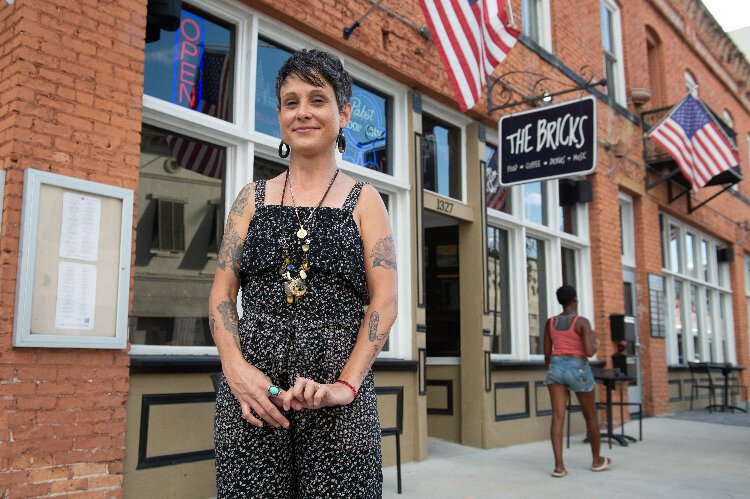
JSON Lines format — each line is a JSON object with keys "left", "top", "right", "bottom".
{"left": 130, "top": 354, "right": 417, "bottom": 374}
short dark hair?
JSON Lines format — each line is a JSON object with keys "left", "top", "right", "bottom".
{"left": 556, "top": 285, "right": 577, "bottom": 307}
{"left": 275, "top": 49, "right": 352, "bottom": 111}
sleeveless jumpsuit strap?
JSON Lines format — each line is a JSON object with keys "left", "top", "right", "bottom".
{"left": 342, "top": 181, "right": 365, "bottom": 212}
{"left": 254, "top": 179, "right": 266, "bottom": 210}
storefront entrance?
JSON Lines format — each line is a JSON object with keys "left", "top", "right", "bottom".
{"left": 423, "top": 210, "right": 462, "bottom": 441}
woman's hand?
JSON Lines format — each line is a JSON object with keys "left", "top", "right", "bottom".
{"left": 281, "top": 376, "right": 356, "bottom": 410}
{"left": 224, "top": 361, "right": 290, "bottom": 429}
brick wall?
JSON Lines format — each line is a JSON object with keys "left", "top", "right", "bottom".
{"left": 0, "top": 0, "right": 146, "bottom": 497}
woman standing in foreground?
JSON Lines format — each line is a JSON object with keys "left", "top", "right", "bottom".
{"left": 209, "top": 49, "right": 397, "bottom": 498}
{"left": 544, "top": 285, "right": 611, "bottom": 477}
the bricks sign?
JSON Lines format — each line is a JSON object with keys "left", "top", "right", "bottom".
{"left": 499, "top": 96, "right": 597, "bottom": 186}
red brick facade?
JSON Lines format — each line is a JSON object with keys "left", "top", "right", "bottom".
{"left": 1, "top": 0, "right": 749, "bottom": 496}
{"left": 1, "top": 0, "right": 146, "bottom": 496}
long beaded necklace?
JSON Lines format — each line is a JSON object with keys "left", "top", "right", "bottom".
{"left": 279, "top": 167, "right": 339, "bottom": 304}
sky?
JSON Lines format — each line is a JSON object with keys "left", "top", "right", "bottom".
{"left": 700, "top": 0, "right": 750, "bottom": 32}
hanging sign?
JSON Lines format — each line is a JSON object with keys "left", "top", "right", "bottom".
{"left": 499, "top": 96, "right": 597, "bottom": 186}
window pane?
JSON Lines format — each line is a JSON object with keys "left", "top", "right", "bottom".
{"left": 720, "top": 294, "right": 729, "bottom": 361}
{"left": 343, "top": 82, "right": 391, "bottom": 174}
{"left": 600, "top": 3, "right": 613, "bottom": 53}
{"left": 423, "top": 114, "right": 461, "bottom": 199}
{"left": 689, "top": 284, "right": 699, "bottom": 361}
{"left": 132, "top": 125, "right": 225, "bottom": 346}
{"left": 669, "top": 224, "right": 681, "bottom": 273}
{"left": 487, "top": 227, "right": 511, "bottom": 354}
{"left": 705, "top": 291, "right": 714, "bottom": 362}
{"left": 702, "top": 240, "right": 710, "bottom": 282}
{"left": 561, "top": 247, "right": 576, "bottom": 287}
{"left": 255, "top": 37, "right": 292, "bottom": 138}
{"left": 527, "top": 237, "right": 547, "bottom": 355}
{"left": 522, "top": 0, "right": 541, "bottom": 44}
{"left": 486, "top": 144, "right": 511, "bottom": 213}
{"left": 145, "top": 8, "right": 234, "bottom": 122}
{"left": 523, "top": 182, "right": 545, "bottom": 224}
{"left": 686, "top": 233, "right": 696, "bottom": 277}
{"left": 674, "top": 280, "right": 683, "bottom": 364}
{"left": 559, "top": 203, "right": 576, "bottom": 234}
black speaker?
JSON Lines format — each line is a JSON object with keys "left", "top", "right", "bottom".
{"left": 610, "top": 314, "right": 636, "bottom": 342}
{"left": 559, "top": 180, "right": 593, "bottom": 206}
{"left": 717, "top": 247, "right": 734, "bottom": 263}
{"left": 146, "top": 0, "right": 182, "bottom": 43}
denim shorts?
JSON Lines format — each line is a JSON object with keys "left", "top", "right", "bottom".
{"left": 544, "top": 356, "right": 595, "bottom": 392}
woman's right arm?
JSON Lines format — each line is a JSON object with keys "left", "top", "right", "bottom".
{"left": 209, "top": 182, "right": 289, "bottom": 429}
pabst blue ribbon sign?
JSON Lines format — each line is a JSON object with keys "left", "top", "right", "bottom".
{"left": 499, "top": 96, "right": 597, "bottom": 186}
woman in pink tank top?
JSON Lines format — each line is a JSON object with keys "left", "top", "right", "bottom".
{"left": 543, "top": 285, "right": 612, "bottom": 477}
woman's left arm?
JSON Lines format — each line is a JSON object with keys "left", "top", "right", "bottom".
{"left": 287, "top": 184, "right": 397, "bottom": 409}
{"left": 337, "top": 184, "right": 398, "bottom": 394}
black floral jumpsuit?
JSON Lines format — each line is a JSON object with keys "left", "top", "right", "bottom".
{"left": 214, "top": 179, "right": 382, "bottom": 498}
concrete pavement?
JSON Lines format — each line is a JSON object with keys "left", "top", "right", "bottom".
{"left": 382, "top": 411, "right": 750, "bottom": 498}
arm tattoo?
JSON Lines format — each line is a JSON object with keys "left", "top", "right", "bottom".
{"left": 368, "top": 311, "right": 379, "bottom": 341}
{"left": 371, "top": 235, "right": 397, "bottom": 270}
{"left": 230, "top": 183, "right": 254, "bottom": 216}
{"left": 216, "top": 300, "right": 241, "bottom": 350}
{"left": 367, "top": 311, "right": 390, "bottom": 343}
{"left": 217, "top": 214, "right": 244, "bottom": 278}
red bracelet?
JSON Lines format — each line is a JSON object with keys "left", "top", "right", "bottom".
{"left": 336, "top": 379, "right": 358, "bottom": 398}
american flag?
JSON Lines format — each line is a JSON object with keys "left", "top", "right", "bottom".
{"left": 418, "top": 0, "right": 520, "bottom": 112}
{"left": 167, "top": 49, "right": 231, "bottom": 179}
{"left": 649, "top": 94, "right": 738, "bottom": 191}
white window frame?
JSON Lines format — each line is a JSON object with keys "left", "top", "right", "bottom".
{"left": 661, "top": 214, "right": 735, "bottom": 365}
{"left": 600, "top": 0, "right": 627, "bottom": 106}
{"left": 487, "top": 177, "right": 591, "bottom": 361}
{"left": 618, "top": 193, "right": 635, "bottom": 268}
{"left": 421, "top": 96, "right": 470, "bottom": 202}
{"left": 135, "top": 0, "right": 413, "bottom": 359}
{"left": 522, "top": 0, "right": 553, "bottom": 52}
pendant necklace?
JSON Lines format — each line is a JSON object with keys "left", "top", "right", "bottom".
{"left": 279, "top": 167, "right": 339, "bottom": 304}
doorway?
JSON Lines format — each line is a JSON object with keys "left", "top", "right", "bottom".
{"left": 623, "top": 268, "right": 641, "bottom": 410}
{"left": 424, "top": 212, "right": 460, "bottom": 357}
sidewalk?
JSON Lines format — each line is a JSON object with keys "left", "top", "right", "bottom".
{"left": 382, "top": 411, "right": 750, "bottom": 498}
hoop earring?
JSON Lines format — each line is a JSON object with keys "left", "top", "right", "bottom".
{"left": 337, "top": 129, "right": 346, "bottom": 154}
{"left": 278, "top": 141, "right": 290, "bottom": 158}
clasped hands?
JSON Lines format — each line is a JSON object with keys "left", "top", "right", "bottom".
{"left": 226, "top": 363, "right": 355, "bottom": 429}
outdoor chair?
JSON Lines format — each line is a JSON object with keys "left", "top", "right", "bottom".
{"left": 728, "top": 375, "right": 749, "bottom": 412}
{"left": 687, "top": 362, "right": 720, "bottom": 411}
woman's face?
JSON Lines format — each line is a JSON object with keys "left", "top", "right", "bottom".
{"left": 277, "top": 73, "right": 351, "bottom": 157}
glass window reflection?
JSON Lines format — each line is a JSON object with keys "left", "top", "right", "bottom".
{"left": 255, "top": 37, "right": 292, "bottom": 138}
{"left": 487, "top": 227, "right": 511, "bottom": 354}
{"left": 423, "top": 114, "right": 461, "bottom": 199}
{"left": 145, "top": 7, "right": 234, "bottom": 122}
{"left": 343, "top": 82, "right": 391, "bottom": 174}
{"left": 523, "top": 182, "right": 545, "bottom": 225}
{"left": 485, "top": 144, "right": 511, "bottom": 214}
{"left": 526, "top": 237, "right": 547, "bottom": 355}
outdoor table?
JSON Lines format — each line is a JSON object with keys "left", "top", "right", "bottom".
{"left": 593, "top": 369, "right": 636, "bottom": 448}
{"left": 707, "top": 363, "right": 747, "bottom": 413}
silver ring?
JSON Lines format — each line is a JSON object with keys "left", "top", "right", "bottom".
{"left": 268, "top": 385, "right": 281, "bottom": 397}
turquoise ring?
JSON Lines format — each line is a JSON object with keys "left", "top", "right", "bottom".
{"left": 268, "top": 385, "right": 281, "bottom": 397}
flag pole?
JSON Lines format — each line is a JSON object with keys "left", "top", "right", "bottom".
{"left": 505, "top": 0, "right": 517, "bottom": 28}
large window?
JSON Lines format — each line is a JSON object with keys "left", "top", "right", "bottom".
{"left": 486, "top": 175, "right": 590, "bottom": 360}
{"left": 422, "top": 113, "right": 462, "bottom": 199}
{"left": 600, "top": 0, "right": 626, "bottom": 106}
{"left": 138, "top": 0, "right": 410, "bottom": 357}
{"left": 619, "top": 193, "right": 635, "bottom": 268}
{"left": 645, "top": 26, "right": 664, "bottom": 107}
{"left": 487, "top": 227, "right": 511, "bottom": 354}
{"left": 661, "top": 215, "right": 735, "bottom": 364}
{"left": 521, "top": 0, "right": 552, "bottom": 51}
{"left": 145, "top": 6, "right": 235, "bottom": 123}
{"left": 132, "top": 125, "right": 225, "bottom": 348}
